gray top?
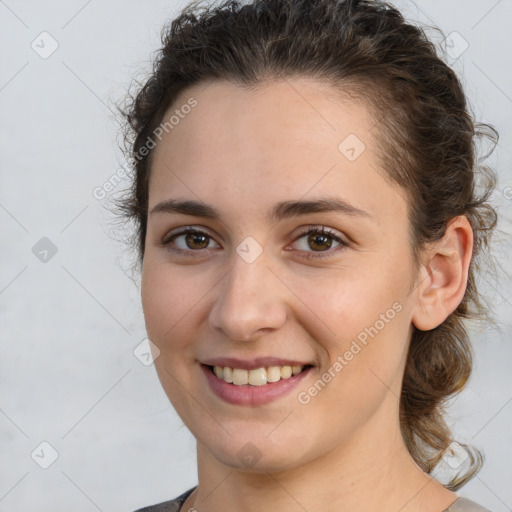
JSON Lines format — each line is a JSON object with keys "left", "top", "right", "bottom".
{"left": 444, "top": 497, "right": 492, "bottom": 512}
{"left": 133, "top": 487, "right": 492, "bottom": 512}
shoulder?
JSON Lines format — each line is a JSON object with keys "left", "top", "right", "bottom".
{"left": 445, "top": 497, "right": 493, "bottom": 512}
{"left": 132, "top": 486, "right": 197, "bottom": 512}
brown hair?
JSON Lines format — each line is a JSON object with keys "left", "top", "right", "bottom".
{"left": 115, "top": 0, "right": 498, "bottom": 489}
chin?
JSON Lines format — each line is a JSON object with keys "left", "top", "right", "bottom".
{"left": 195, "top": 426, "right": 313, "bottom": 474}
{"left": 214, "top": 446, "right": 305, "bottom": 474}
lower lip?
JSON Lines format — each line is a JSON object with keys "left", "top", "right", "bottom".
{"left": 201, "top": 364, "right": 313, "bottom": 406}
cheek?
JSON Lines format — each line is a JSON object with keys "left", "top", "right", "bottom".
{"left": 141, "top": 260, "right": 204, "bottom": 410}
{"left": 141, "top": 256, "right": 203, "bottom": 336}
{"left": 291, "top": 258, "right": 409, "bottom": 338}
{"left": 294, "top": 272, "right": 411, "bottom": 428}
{"left": 290, "top": 255, "right": 413, "bottom": 382}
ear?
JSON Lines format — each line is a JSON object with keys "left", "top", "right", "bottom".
{"left": 411, "top": 215, "right": 474, "bottom": 331}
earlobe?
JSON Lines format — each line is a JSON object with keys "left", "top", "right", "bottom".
{"left": 411, "top": 216, "right": 474, "bottom": 331}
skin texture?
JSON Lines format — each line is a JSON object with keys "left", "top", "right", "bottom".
{"left": 141, "top": 78, "right": 473, "bottom": 512}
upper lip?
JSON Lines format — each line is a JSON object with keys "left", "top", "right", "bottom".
{"left": 201, "top": 357, "right": 313, "bottom": 370}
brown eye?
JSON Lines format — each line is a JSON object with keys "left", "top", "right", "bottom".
{"left": 184, "top": 231, "right": 210, "bottom": 250}
{"left": 162, "top": 227, "right": 220, "bottom": 255}
{"left": 290, "top": 226, "right": 348, "bottom": 260}
{"left": 307, "top": 231, "right": 334, "bottom": 251}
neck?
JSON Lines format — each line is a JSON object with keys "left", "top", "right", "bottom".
{"left": 185, "top": 401, "right": 456, "bottom": 512}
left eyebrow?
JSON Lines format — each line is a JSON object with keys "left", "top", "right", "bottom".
{"left": 148, "top": 196, "right": 372, "bottom": 223}
{"left": 268, "top": 197, "right": 372, "bottom": 223}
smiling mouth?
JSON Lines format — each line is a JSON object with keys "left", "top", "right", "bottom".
{"left": 207, "top": 364, "right": 314, "bottom": 386}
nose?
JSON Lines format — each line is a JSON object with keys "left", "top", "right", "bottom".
{"left": 208, "top": 250, "right": 288, "bottom": 343}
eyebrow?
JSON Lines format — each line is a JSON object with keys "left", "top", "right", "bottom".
{"left": 149, "top": 197, "right": 371, "bottom": 223}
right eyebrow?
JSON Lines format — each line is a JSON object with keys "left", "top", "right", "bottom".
{"left": 149, "top": 199, "right": 219, "bottom": 219}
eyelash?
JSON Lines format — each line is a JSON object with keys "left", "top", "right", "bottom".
{"left": 161, "top": 226, "right": 348, "bottom": 260}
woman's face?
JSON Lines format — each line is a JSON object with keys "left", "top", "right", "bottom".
{"left": 141, "top": 78, "right": 420, "bottom": 472}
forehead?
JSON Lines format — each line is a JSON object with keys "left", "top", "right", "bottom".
{"left": 152, "top": 77, "right": 376, "bottom": 161}
{"left": 148, "top": 78, "right": 403, "bottom": 224}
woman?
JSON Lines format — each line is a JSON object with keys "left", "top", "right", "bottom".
{"left": 116, "top": 0, "right": 498, "bottom": 510}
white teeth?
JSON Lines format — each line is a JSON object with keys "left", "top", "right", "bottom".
{"left": 280, "top": 365, "right": 292, "bottom": 379}
{"left": 223, "top": 366, "right": 233, "bottom": 383}
{"left": 232, "top": 368, "right": 248, "bottom": 385}
{"left": 266, "top": 366, "right": 281, "bottom": 383}
{"left": 248, "top": 368, "right": 267, "bottom": 386}
{"left": 212, "top": 364, "right": 306, "bottom": 386}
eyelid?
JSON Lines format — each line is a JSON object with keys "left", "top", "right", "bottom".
{"left": 287, "top": 225, "right": 348, "bottom": 259}
{"left": 161, "top": 225, "right": 218, "bottom": 245}
{"left": 291, "top": 224, "right": 347, "bottom": 243}
{"left": 161, "top": 225, "right": 221, "bottom": 254}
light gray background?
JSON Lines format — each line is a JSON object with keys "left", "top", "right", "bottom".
{"left": 1, "top": 1, "right": 511, "bottom": 511}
